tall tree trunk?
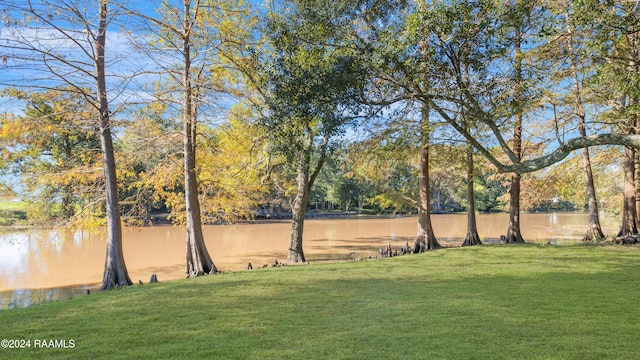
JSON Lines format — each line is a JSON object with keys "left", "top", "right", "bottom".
{"left": 619, "top": 31, "right": 640, "bottom": 238}
{"left": 581, "top": 146, "right": 605, "bottom": 241}
{"left": 565, "top": 11, "right": 605, "bottom": 242}
{"left": 505, "top": 26, "right": 525, "bottom": 244}
{"left": 618, "top": 146, "right": 638, "bottom": 237}
{"left": 98, "top": 0, "right": 131, "bottom": 290}
{"left": 184, "top": 134, "right": 216, "bottom": 276}
{"left": 462, "top": 145, "right": 481, "bottom": 246}
{"left": 183, "top": 0, "right": 217, "bottom": 277}
{"left": 636, "top": 151, "right": 640, "bottom": 225}
{"left": 414, "top": 103, "right": 440, "bottom": 252}
{"left": 288, "top": 153, "right": 310, "bottom": 263}
{"left": 287, "top": 132, "right": 328, "bottom": 263}
{"left": 506, "top": 171, "right": 524, "bottom": 243}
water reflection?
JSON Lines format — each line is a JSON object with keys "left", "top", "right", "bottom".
{"left": 0, "top": 284, "right": 95, "bottom": 309}
{"left": 0, "top": 233, "right": 30, "bottom": 289}
{"left": 0, "top": 212, "right": 617, "bottom": 309}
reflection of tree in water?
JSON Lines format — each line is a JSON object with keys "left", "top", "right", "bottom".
{"left": 0, "top": 232, "right": 30, "bottom": 281}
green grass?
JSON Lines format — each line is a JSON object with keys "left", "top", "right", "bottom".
{"left": 0, "top": 201, "right": 28, "bottom": 211}
{"left": 2, "top": 244, "right": 640, "bottom": 359}
{"left": 0, "top": 201, "right": 27, "bottom": 226}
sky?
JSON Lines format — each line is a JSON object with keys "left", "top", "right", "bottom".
{"left": 0, "top": 0, "right": 263, "bottom": 116}
{"left": 1, "top": 2, "right": 146, "bottom": 114}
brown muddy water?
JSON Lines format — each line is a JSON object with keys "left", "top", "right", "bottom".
{"left": 0, "top": 213, "right": 617, "bottom": 309}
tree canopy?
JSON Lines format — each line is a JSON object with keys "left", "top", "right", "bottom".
{"left": 2, "top": 0, "right": 640, "bottom": 252}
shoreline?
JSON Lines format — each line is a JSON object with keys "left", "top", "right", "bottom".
{"left": 1, "top": 240, "right": 623, "bottom": 310}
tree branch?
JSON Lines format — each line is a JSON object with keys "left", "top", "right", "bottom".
{"left": 499, "top": 134, "right": 640, "bottom": 174}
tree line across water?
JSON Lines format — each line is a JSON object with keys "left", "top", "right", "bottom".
{"left": 1, "top": 0, "right": 640, "bottom": 290}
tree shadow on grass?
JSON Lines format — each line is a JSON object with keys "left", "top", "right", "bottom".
{"left": 210, "top": 261, "right": 640, "bottom": 359}
{"left": 91, "top": 255, "right": 640, "bottom": 359}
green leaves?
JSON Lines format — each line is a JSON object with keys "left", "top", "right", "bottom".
{"left": 258, "top": 0, "right": 368, "bottom": 161}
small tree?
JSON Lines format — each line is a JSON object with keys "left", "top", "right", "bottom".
{"left": 0, "top": 89, "right": 102, "bottom": 224}
{"left": 259, "top": 0, "right": 366, "bottom": 262}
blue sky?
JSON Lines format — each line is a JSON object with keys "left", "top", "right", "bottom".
{"left": 0, "top": 0, "right": 265, "bottom": 116}
{"left": 0, "top": 3, "right": 148, "bottom": 113}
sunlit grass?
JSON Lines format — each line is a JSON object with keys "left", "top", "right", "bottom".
{"left": 0, "top": 201, "right": 27, "bottom": 211}
{"left": 1, "top": 244, "right": 639, "bottom": 359}
{"left": 0, "top": 201, "right": 28, "bottom": 226}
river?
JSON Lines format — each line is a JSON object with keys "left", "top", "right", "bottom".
{"left": 0, "top": 212, "right": 617, "bottom": 308}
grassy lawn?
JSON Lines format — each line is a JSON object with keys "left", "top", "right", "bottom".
{"left": 1, "top": 244, "right": 639, "bottom": 359}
